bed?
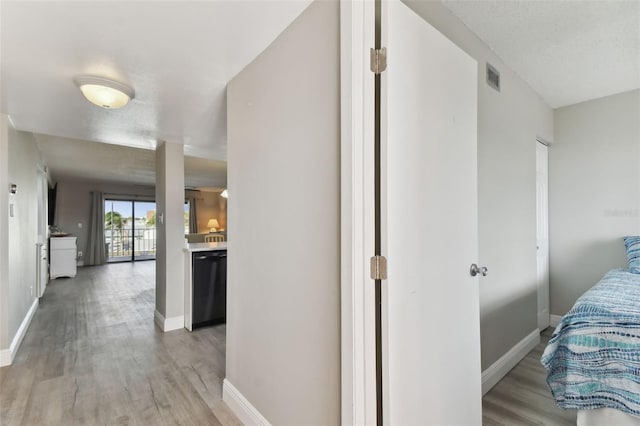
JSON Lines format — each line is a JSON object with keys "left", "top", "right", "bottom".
{"left": 541, "top": 268, "right": 640, "bottom": 424}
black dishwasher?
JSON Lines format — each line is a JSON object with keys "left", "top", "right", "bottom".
{"left": 192, "top": 250, "right": 227, "bottom": 329}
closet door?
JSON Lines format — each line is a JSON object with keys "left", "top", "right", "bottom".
{"left": 381, "top": 1, "right": 481, "bottom": 424}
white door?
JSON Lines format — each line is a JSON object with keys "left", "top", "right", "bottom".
{"left": 536, "top": 142, "right": 550, "bottom": 329}
{"left": 381, "top": 1, "right": 482, "bottom": 424}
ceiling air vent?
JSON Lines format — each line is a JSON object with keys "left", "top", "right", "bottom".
{"left": 486, "top": 62, "right": 500, "bottom": 92}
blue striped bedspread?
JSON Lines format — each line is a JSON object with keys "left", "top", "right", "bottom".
{"left": 541, "top": 268, "right": 640, "bottom": 417}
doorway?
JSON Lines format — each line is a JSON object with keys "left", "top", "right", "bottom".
{"left": 339, "top": 0, "right": 482, "bottom": 423}
{"left": 104, "top": 199, "right": 157, "bottom": 262}
{"left": 379, "top": 1, "right": 481, "bottom": 423}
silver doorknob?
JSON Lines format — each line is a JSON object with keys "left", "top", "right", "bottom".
{"left": 470, "top": 264, "right": 488, "bottom": 277}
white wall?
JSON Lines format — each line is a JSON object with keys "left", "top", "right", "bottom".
{"left": 550, "top": 89, "right": 640, "bottom": 315}
{"left": 154, "top": 141, "right": 185, "bottom": 324}
{"left": 403, "top": 1, "right": 554, "bottom": 370}
{"left": 55, "top": 182, "right": 224, "bottom": 264}
{"left": 0, "top": 115, "right": 9, "bottom": 352}
{"left": 54, "top": 179, "right": 155, "bottom": 264}
{"left": 7, "top": 129, "right": 40, "bottom": 343}
{"left": 0, "top": 127, "right": 44, "bottom": 364}
{"left": 226, "top": 1, "right": 340, "bottom": 424}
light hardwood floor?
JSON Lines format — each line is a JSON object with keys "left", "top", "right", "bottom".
{"left": 482, "top": 328, "right": 577, "bottom": 426}
{"left": 3, "top": 261, "right": 577, "bottom": 425}
{"left": 0, "top": 261, "right": 240, "bottom": 426}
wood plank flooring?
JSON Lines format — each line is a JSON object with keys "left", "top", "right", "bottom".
{"left": 0, "top": 261, "right": 240, "bottom": 426}
{"left": 3, "top": 261, "right": 578, "bottom": 425}
{"left": 482, "top": 328, "right": 577, "bottom": 426}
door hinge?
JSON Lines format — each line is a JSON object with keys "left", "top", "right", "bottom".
{"left": 370, "top": 48, "right": 387, "bottom": 74}
{"left": 370, "top": 255, "right": 388, "bottom": 280}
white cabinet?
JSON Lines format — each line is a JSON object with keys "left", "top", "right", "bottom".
{"left": 50, "top": 237, "right": 77, "bottom": 279}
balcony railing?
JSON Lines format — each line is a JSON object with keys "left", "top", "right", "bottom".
{"left": 105, "top": 227, "right": 156, "bottom": 261}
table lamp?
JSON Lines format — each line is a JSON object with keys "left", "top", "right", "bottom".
{"left": 207, "top": 219, "right": 220, "bottom": 233}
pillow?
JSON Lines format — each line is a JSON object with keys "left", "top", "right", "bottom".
{"left": 624, "top": 236, "right": 640, "bottom": 273}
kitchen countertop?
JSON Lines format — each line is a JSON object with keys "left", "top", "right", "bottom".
{"left": 184, "top": 242, "right": 227, "bottom": 252}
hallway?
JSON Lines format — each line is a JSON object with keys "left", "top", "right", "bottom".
{"left": 0, "top": 262, "right": 238, "bottom": 425}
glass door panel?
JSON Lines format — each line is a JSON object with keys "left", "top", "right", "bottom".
{"left": 104, "top": 199, "right": 156, "bottom": 262}
{"left": 105, "top": 200, "right": 133, "bottom": 262}
{"left": 133, "top": 201, "right": 156, "bottom": 260}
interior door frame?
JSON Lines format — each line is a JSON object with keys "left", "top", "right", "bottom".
{"left": 340, "top": 1, "right": 484, "bottom": 422}
{"left": 36, "top": 166, "right": 49, "bottom": 297}
{"left": 536, "top": 138, "right": 551, "bottom": 330}
{"left": 339, "top": 0, "right": 377, "bottom": 424}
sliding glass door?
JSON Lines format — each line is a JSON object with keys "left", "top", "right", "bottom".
{"left": 133, "top": 201, "right": 157, "bottom": 260}
{"left": 104, "top": 199, "right": 157, "bottom": 262}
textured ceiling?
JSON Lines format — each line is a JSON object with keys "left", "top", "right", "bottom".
{"left": 1, "top": 0, "right": 310, "bottom": 187}
{"left": 4, "top": 0, "right": 637, "bottom": 187}
{"left": 1, "top": 1, "right": 311, "bottom": 159}
{"left": 441, "top": 0, "right": 640, "bottom": 108}
{"left": 33, "top": 134, "right": 227, "bottom": 189}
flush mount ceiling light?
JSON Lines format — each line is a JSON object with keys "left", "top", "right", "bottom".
{"left": 74, "top": 76, "right": 135, "bottom": 109}
{"left": 220, "top": 189, "right": 228, "bottom": 198}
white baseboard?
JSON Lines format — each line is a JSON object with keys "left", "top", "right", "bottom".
{"left": 550, "top": 314, "right": 563, "bottom": 327}
{"left": 154, "top": 310, "right": 165, "bottom": 330}
{"left": 482, "top": 328, "right": 540, "bottom": 395}
{"left": 164, "top": 315, "right": 184, "bottom": 331}
{"left": 0, "top": 298, "right": 38, "bottom": 367}
{"left": 223, "top": 379, "right": 271, "bottom": 426}
{"left": 0, "top": 349, "right": 11, "bottom": 366}
{"left": 538, "top": 311, "right": 550, "bottom": 330}
{"left": 154, "top": 310, "right": 184, "bottom": 332}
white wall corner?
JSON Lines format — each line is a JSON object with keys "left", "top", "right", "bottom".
{"left": 153, "top": 309, "right": 164, "bottom": 331}
{"left": 481, "top": 328, "right": 540, "bottom": 395}
{"left": 223, "top": 379, "right": 272, "bottom": 426}
{"left": 0, "top": 298, "right": 38, "bottom": 367}
{"left": 550, "top": 314, "right": 563, "bottom": 327}
{"left": 0, "top": 349, "right": 11, "bottom": 367}
{"left": 154, "top": 309, "right": 165, "bottom": 331}
{"left": 163, "top": 315, "right": 184, "bottom": 332}
{"left": 153, "top": 310, "right": 184, "bottom": 332}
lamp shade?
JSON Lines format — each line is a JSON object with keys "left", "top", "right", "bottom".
{"left": 74, "top": 76, "right": 134, "bottom": 109}
{"left": 207, "top": 219, "right": 220, "bottom": 232}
